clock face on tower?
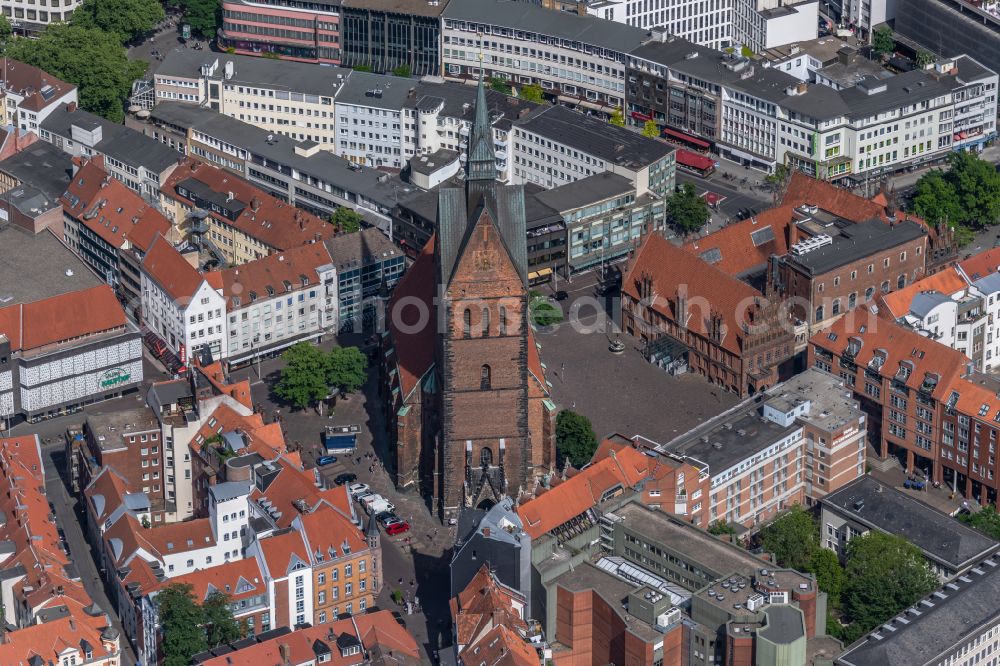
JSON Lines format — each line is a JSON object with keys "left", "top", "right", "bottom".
{"left": 474, "top": 249, "right": 496, "bottom": 272}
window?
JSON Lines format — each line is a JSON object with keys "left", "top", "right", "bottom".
{"left": 463, "top": 308, "right": 471, "bottom": 338}
{"left": 832, "top": 299, "right": 841, "bottom": 316}
{"left": 897, "top": 274, "right": 906, "bottom": 289}
{"left": 480, "top": 447, "right": 493, "bottom": 467}
{"left": 480, "top": 364, "right": 491, "bottom": 390}
{"left": 815, "top": 305, "right": 824, "bottom": 322}
{"left": 499, "top": 306, "right": 507, "bottom": 336}
{"left": 482, "top": 307, "right": 490, "bottom": 337}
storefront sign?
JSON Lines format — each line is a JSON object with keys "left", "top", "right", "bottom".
{"left": 99, "top": 368, "right": 132, "bottom": 389}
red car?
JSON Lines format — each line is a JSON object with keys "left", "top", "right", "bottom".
{"left": 385, "top": 521, "right": 410, "bottom": 536}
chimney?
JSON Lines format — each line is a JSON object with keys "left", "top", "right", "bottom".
{"left": 483, "top": 527, "right": 490, "bottom": 537}
{"left": 278, "top": 643, "right": 291, "bottom": 665}
{"left": 67, "top": 101, "right": 77, "bottom": 113}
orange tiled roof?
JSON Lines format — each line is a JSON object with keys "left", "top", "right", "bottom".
{"left": 157, "top": 557, "right": 264, "bottom": 605}
{"left": 162, "top": 158, "right": 336, "bottom": 251}
{"left": 259, "top": 528, "right": 309, "bottom": 579}
{"left": 623, "top": 233, "right": 762, "bottom": 355}
{"left": 250, "top": 456, "right": 354, "bottom": 529}
{"left": 781, "top": 171, "right": 885, "bottom": 222}
{"left": 0, "top": 284, "right": 126, "bottom": 352}
{"left": 218, "top": 242, "right": 333, "bottom": 312}
{"left": 810, "top": 311, "right": 967, "bottom": 401}
{"left": 517, "top": 446, "right": 649, "bottom": 539}
{"left": 959, "top": 247, "right": 1000, "bottom": 281}
{"left": 297, "top": 504, "right": 367, "bottom": 565}
{"left": 0, "top": 612, "right": 116, "bottom": 665}
{"left": 61, "top": 158, "right": 171, "bottom": 253}
{"left": 84, "top": 466, "right": 130, "bottom": 524}
{"left": 879, "top": 268, "right": 969, "bottom": 319}
{"left": 684, "top": 206, "right": 795, "bottom": 277}
{"left": 141, "top": 235, "right": 208, "bottom": 303}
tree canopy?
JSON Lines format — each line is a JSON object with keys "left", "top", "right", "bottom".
{"left": 872, "top": 26, "right": 895, "bottom": 57}
{"left": 326, "top": 346, "right": 368, "bottom": 395}
{"left": 489, "top": 77, "right": 512, "bottom": 96}
{"left": 809, "top": 547, "right": 845, "bottom": 602}
{"left": 641, "top": 119, "right": 659, "bottom": 138}
{"left": 519, "top": 83, "right": 544, "bottom": 103}
{"left": 5, "top": 24, "right": 146, "bottom": 122}
{"left": 392, "top": 63, "right": 412, "bottom": 77}
{"left": 72, "top": 0, "right": 164, "bottom": 43}
{"left": 330, "top": 207, "right": 363, "bottom": 234}
{"left": 842, "top": 532, "right": 937, "bottom": 634}
{"left": 959, "top": 505, "right": 1000, "bottom": 540}
{"left": 555, "top": 410, "right": 598, "bottom": 467}
{"left": 911, "top": 152, "right": 1000, "bottom": 245}
{"left": 666, "top": 182, "right": 710, "bottom": 232}
{"left": 759, "top": 505, "right": 818, "bottom": 571}
{"left": 180, "top": 0, "right": 221, "bottom": 37}
{"left": 202, "top": 591, "right": 241, "bottom": 648}
{"left": 609, "top": 108, "right": 625, "bottom": 127}
{"left": 158, "top": 584, "right": 209, "bottom": 666}
{"left": 274, "top": 343, "right": 333, "bottom": 409}
{"left": 0, "top": 15, "right": 11, "bottom": 44}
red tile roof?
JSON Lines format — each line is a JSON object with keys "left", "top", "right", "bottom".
{"left": 879, "top": 268, "right": 969, "bottom": 319}
{"left": 218, "top": 242, "right": 333, "bottom": 311}
{"left": 959, "top": 247, "right": 1000, "bottom": 281}
{"left": 297, "top": 504, "right": 367, "bottom": 565}
{"left": 0, "top": 284, "right": 126, "bottom": 352}
{"left": 684, "top": 206, "right": 795, "bottom": 277}
{"left": 517, "top": 446, "right": 649, "bottom": 539}
{"left": 61, "top": 158, "right": 171, "bottom": 253}
{"left": 156, "top": 557, "right": 265, "bottom": 608}
{"left": 195, "top": 611, "right": 421, "bottom": 666}
{"left": 623, "top": 233, "right": 762, "bottom": 355}
{"left": 385, "top": 237, "right": 437, "bottom": 401}
{"left": 0, "top": 613, "right": 117, "bottom": 665}
{"left": 0, "top": 58, "right": 75, "bottom": 113}
{"left": 258, "top": 528, "right": 309, "bottom": 579}
{"left": 141, "top": 235, "right": 208, "bottom": 302}
{"left": 781, "top": 171, "right": 885, "bottom": 222}
{"left": 162, "top": 158, "right": 336, "bottom": 251}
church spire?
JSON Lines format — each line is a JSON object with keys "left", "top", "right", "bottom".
{"left": 466, "top": 70, "right": 496, "bottom": 186}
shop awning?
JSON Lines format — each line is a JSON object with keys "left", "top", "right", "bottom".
{"left": 528, "top": 267, "right": 554, "bottom": 280}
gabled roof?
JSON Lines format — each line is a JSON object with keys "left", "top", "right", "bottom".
{"left": 141, "top": 235, "right": 208, "bottom": 303}
{"left": 0, "top": 58, "right": 75, "bottom": 113}
{"left": 516, "top": 446, "right": 649, "bottom": 539}
{"left": 258, "top": 528, "right": 310, "bottom": 579}
{"left": 879, "top": 268, "right": 969, "bottom": 319}
{"left": 781, "top": 171, "right": 885, "bottom": 222}
{"left": 623, "top": 233, "right": 762, "bottom": 355}
{"left": 218, "top": 242, "right": 333, "bottom": 311}
{"left": 296, "top": 504, "right": 367, "bottom": 565}
{"left": 156, "top": 557, "right": 264, "bottom": 606}
{"left": 0, "top": 613, "right": 115, "bottom": 665}
{"left": 83, "top": 466, "right": 130, "bottom": 525}
{"left": 0, "top": 284, "right": 126, "bottom": 352}
{"left": 684, "top": 206, "right": 795, "bottom": 277}
{"left": 959, "top": 247, "right": 1000, "bottom": 281}
{"left": 385, "top": 238, "right": 437, "bottom": 401}
{"left": 60, "top": 158, "right": 171, "bottom": 253}
{"left": 437, "top": 186, "right": 528, "bottom": 287}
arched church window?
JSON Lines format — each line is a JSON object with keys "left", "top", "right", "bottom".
{"left": 480, "top": 364, "right": 492, "bottom": 390}
{"left": 482, "top": 307, "right": 491, "bottom": 337}
{"left": 463, "top": 308, "right": 471, "bottom": 338}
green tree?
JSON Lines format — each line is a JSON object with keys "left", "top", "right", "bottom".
{"left": 0, "top": 15, "right": 12, "bottom": 45}
{"left": 179, "top": 0, "right": 220, "bottom": 37}
{"left": 641, "top": 119, "right": 659, "bottom": 138}
{"left": 274, "top": 342, "right": 331, "bottom": 410}
{"left": 528, "top": 291, "right": 563, "bottom": 327}
{"left": 6, "top": 24, "right": 146, "bottom": 122}
{"left": 946, "top": 150, "right": 1000, "bottom": 228}
{"left": 555, "top": 410, "right": 598, "bottom": 467}
{"left": 872, "top": 26, "right": 895, "bottom": 57}
{"left": 330, "top": 207, "right": 363, "bottom": 234}
{"left": 326, "top": 346, "right": 367, "bottom": 395}
{"left": 157, "top": 584, "right": 208, "bottom": 666}
{"left": 959, "top": 505, "right": 1000, "bottom": 540}
{"left": 808, "top": 548, "right": 845, "bottom": 603}
{"left": 760, "top": 505, "right": 818, "bottom": 571}
{"left": 912, "top": 169, "right": 963, "bottom": 227}
{"left": 666, "top": 182, "right": 710, "bottom": 233}
{"left": 202, "top": 591, "right": 241, "bottom": 648}
{"left": 72, "top": 0, "right": 164, "bottom": 43}
{"left": 708, "top": 521, "right": 736, "bottom": 536}
{"left": 609, "top": 107, "right": 625, "bottom": 127}
{"left": 392, "top": 63, "right": 412, "bottom": 77}
{"left": 519, "top": 83, "right": 544, "bottom": 103}
{"left": 740, "top": 45, "right": 754, "bottom": 57}
{"left": 915, "top": 51, "right": 935, "bottom": 67}
{"left": 489, "top": 77, "right": 512, "bottom": 95}
{"left": 765, "top": 163, "right": 789, "bottom": 188}
{"left": 842, "top": 532, "right": 937, "bottom": 634}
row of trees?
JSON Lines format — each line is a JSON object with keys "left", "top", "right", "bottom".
{"left": 158, "top": 583, "right": 240, "bottom": 666}
{"left": 487, "top": 78, "right": 545, "bottom": 104}
{"left": 274, "top": 343, "right": 368, "bottom": 410}
{"left": 911, "top": 152, "right": 1000, "bottom": 245}
{"left": 759, "top": 506, "right": 937, "bottom": 643}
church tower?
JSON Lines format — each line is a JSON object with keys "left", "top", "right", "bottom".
{"left": 433, "top": 75, "right": 534, "bottom": 517}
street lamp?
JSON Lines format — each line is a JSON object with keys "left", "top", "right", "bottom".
{"left": 251, "top": 335, "right": 261, "bottom": 379}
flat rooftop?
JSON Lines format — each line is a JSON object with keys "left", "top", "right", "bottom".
{"left": 837, "top": 555, "right": 1000, "bottom": 666}
{"left": 662, "top": 402, "right": 798, "bottom": 477}
{"left": 763, "top": 368, "right": 862, "bottom": 435}
{"left": 0, "top": 227, "right": 101, "bottom": 305}
{"left": 0, "top": 140, "right": 73, "bottom": 200}
{"left": 759, "top": 604, "right": 805, "bottom": 645}
{"left": 821, "top": 476, "right": 999, "bottom": 570}
{"left": 535, "top": 172, "right": 635, "bottom": 213}
{"left": 86, "top": 406, "right": 160, "bottom": 452}
{"left": 614, "top": 502, "right": 763, "bottom": 582}
{"left": 695, "top": 568, "right": 814, "bottom": 615}
{"left": 786, "top": 217, "right": 926, "bottom": 276}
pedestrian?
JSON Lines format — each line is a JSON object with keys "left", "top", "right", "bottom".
{"left": 398, "top": 577, "right": 403, "bottom": 585}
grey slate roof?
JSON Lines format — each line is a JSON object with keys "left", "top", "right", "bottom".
{"left": 821, "top": 476, "right": 999, "bottom": 570}
{"left": 155, "top": 48, "right": 351, "bottom": 99}
{"left": 759, "top": 605, "right": 805, "bottom": 645}
{"left": 535, "top": 172, "right": 634, "bottom": 213}
{"left": 836, "top": 555, "right": 1000, "bottom": 666}
{"left": 787, "top": 219, "right": 926, "bottom": 275}
{"left": 209, "top": 480, "right": 251, "bottom": 503}
{"left": 973, "top": 272, "right": 1000, "bottom": 295}
{"left": 0, "top": 140, "right": 73, "bottom": 200}
{"left": 335, "top": 71, "right": 416, "bottom": 110}
{"left": 410, "top": 80, "right": 542, "bottom": 132}
{"left": 514, "top": 105, "right": 674, "bottom": 169}
{"left": 443, "top": 0, "right": 650, "bottom": 53}
{"left": 41, "top": 105, "right": 179, "bottom": 173}
{"left": 322, "top": 227, "right": 401, "bottom": 270}
{"left": 909, "top": 291, "right": 952, "bottom": 318}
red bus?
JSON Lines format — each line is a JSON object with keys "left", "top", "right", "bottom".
{"left": 675, "top": 149, "right": 716, "bottom": 177}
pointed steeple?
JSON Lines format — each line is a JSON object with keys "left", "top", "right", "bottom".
{"left": 466, "top": 72, "right": 496, "bottom": 187}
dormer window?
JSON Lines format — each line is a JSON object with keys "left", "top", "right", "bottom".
{"left": 896, "top": 361, "right": 913, "bottom": 381}
{"left": 869, "top": 350, "right": 887, "bottom": 370}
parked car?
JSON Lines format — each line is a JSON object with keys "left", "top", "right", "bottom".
{"left": 551, "top": 290, "right": 569, "bottom": 301}
{"left": 364, "top": 496, "right": 396, "bottom": 516}
{"left": 348, "top": 483, "right": 370, "bottom": 497}
{"left": 316, "top": 455, "right": 338, "bottom": 466}
{"left": 375, "top": 511, "right": 398, "bottom": 527}
{"left": 334, "top": 473, "right": 358, "bottom": 486}
{"left": 385, "top": 520, "right": 410, "bottom": 536}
